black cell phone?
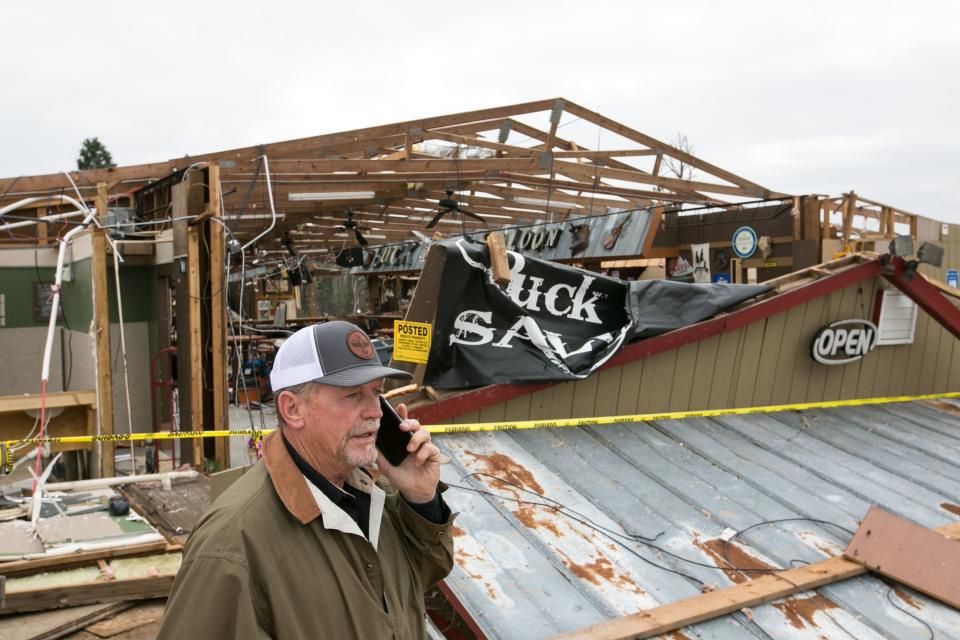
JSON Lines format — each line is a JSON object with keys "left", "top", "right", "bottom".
{"left": 376, "top": 396, "right": 412, "bottom": 467}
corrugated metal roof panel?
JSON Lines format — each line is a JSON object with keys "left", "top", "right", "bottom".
{"left": 436, "top": 400, "right": 960, "bottom": 639}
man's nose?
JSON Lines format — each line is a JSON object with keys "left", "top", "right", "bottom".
{"left": 365, "top": 394, "right": 383, "bottom": 419}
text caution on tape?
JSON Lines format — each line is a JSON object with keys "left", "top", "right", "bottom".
{"left": 393, "top": 320, "right": 432, "bottom": 364}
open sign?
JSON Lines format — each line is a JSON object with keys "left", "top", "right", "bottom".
{"left": 810, "top": 319, "right": 878, "bottom": 365}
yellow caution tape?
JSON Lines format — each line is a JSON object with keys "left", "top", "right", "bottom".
{"left": 423, "top": 391, "right": 960, "bottom": 434}
{"left": 4, "top": 391, "right": 959, "bottom": 473}
{"left": 3, "top": 429, "right": 271, "bottom": 449}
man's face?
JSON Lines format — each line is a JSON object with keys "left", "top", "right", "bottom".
{"left": 299, "top": 379, "right": 384, "bottom": 472}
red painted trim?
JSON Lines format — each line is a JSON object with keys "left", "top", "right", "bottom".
{"left": 412, "top": 383, "right": 551, "bottom": 424}
{"left": 885, "top": 258, "right": 960, "bottom": 340}
{"left": 413, "top": 259, "right": 884, "bottom": 424}
{"left": 436, "top": 580, "right": 488, "bottom": 640}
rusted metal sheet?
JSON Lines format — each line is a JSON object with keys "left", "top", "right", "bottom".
{"left": 436, "top": 401, "right": 960, "bottom": 638}
{"left": 845, "top": 506, "right": 960, "bottom": 609}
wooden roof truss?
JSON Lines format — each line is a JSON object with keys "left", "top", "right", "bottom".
{"left": 0, "top": 98, "right": 786, "bottom": 256}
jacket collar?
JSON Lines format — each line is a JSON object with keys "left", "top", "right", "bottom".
{"left": 263, "top": 430, "right": 322, "bottom": 524}
{"left": 263, "top": 430, "right": 386, "bottom": 533}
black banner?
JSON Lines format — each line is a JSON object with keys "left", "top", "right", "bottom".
{"left": 424, "top": 238, "right": 770, "bottom": 389}
{"left": 425, "top": 239, "right": 629, "bottom": 387}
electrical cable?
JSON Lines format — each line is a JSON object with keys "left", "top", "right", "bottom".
{"left": 587, "top": 123, "right": 602, "bottom": 217}
{"left": 447, "top": 475, "right": 705, "bottom": 585}
{"left": 240, "top": 155, "right": 278, "bottom": 253}
{"left": 884, "top": 582, "right": 935, "bottom": 640}
{"left": 720, "top": 517, "right": 855, "bottom": 573}
{"left": 232, "top": 155, "right": 263, "bottom": 228}
{"left": 453, "top": 473, "right": 862, "bottom": 581}
{"left": 219, "top": 186, "right": 268, "bottom": 432}
{"left": 112, "top": 243, "right": 137, "bottom": 475}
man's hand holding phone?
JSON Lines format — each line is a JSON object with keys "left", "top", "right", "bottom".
{"left": 375, "top": 396, "right": 448, "bottom": 504}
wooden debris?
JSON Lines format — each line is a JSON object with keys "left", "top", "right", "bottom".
{"left": 383, "top": 383, "right": 419, "bottom": 400}
{"left": 0, "top": 601, "right": 131, "bottom": 640}
{"left": 0, "top": 553, "right": 181, "bottom": 615}
{"left": 85, "top": 599, "right": 165, "bottom": 638}
{"left": 0, "top": 542, "right": 179, "bottom": 579}
{"left": 485, "top": 231, "right": 511, "bottom": 285}
{"left": 844, "top": 506, "right": 960, "bottom": 609}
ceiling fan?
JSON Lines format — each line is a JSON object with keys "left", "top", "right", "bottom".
{"left": 425, "top": 189, "right": 484, "bottom": 229}
{"left": 334, "top": 210, "right": 371, "bottom": 246}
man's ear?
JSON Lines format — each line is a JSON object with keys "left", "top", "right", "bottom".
{"left": 276, "top": 390, "right": 307, "bottom": 430}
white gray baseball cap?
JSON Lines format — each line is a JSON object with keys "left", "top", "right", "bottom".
{"left": 270, "top": 321, "right": 412, "bottom": 391}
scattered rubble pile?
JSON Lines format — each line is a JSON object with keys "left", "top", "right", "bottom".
{"left": 0, "top": 469, "right": 211, "bottom": 639}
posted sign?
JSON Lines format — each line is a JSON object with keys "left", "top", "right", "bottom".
{"left": 393, "top": 320, "right": 433, "bottom": 364}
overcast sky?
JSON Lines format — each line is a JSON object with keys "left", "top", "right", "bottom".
{"left": 3, "top": 1, "right": 958, "bottom": 221}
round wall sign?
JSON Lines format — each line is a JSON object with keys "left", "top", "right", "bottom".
{"left": 732, "top": 226, "right": 758, "bottom": 259}
{"left": 810, "top": 319, "right": 878, "bottom": 365}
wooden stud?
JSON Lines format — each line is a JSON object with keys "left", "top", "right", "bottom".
{"left": 208, "top": 163, "right": 229, "bottom": 469}
{"left": 802, "top": 196, "right": 822, "bottom": 242}
{"left": 792, "top": 196, "right": 802, "bottom": 239}
{"left": 35, "top": 207, "right": 48, "bottom": 246}
{"left": 640, "top": 205, "right": 663, "bottom": 257}
{"left": 841, "top": 192, "right": 855, "bottom": 246}
{"left": 186, "top": 224, "right": 203, "bottom": 468}
{"left": 485, "top": 231, "right": 510, "bottom": 285}
{"left": 386, "top": 244, "right": 447, "bottom": 389}
{"left": 92, "top": 184, "right": 114, "bottom": 478}
{"left": 820, "top": 199, "right": 832, "bottom": 240}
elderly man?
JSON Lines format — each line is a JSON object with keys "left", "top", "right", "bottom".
{"left": 159, "top": 321, "right": 455, "bottom": 639}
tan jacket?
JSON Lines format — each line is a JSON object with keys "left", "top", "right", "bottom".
{"left": 158, "top": 432, "right": 455, "bottom": 639}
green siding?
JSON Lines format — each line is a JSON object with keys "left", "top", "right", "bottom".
{"left": 0, "top": 260, "right": 157, "bottom": 329}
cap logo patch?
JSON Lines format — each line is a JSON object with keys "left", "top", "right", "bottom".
{"left": 346, "top": 331, "right": 375, "bottom": 360}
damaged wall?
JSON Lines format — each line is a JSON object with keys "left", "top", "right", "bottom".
{"left": 0, "top": 246, "right": 159, "bottom": 435}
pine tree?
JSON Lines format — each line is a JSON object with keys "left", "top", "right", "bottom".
{"left": 76, "top": 137, "right": 116, "bottom": 170}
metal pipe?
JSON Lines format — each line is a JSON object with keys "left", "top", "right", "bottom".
{"left": 0, "top": 209, "right": 86, "bottom": 232}
{"left": 0, "top": 194, "right": 93, "bottom": 232}
{"left": 240, "top": 155, "right": 278, "bottom": 252}
{"left": 41, "top": 210, "right": 97, "bottom": 382}
{"left": 44, "top": 469, "right": 199, "bottom": 491}
{"left": 0, "top": 194, "right": 88, "bottom": 217}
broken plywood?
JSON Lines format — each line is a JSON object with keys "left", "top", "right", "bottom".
{"left": 844, "top": 506, "right": 960, "bottom": 609}
{"left": 118, "top": 477, "right": 210, "bottom": 545}
{"left": 0, "top": 520, "right": 45, "bottom": 557}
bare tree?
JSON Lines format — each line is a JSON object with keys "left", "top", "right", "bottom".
{"left": 662, "top": 132, "right": 696, "bottom": 181}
